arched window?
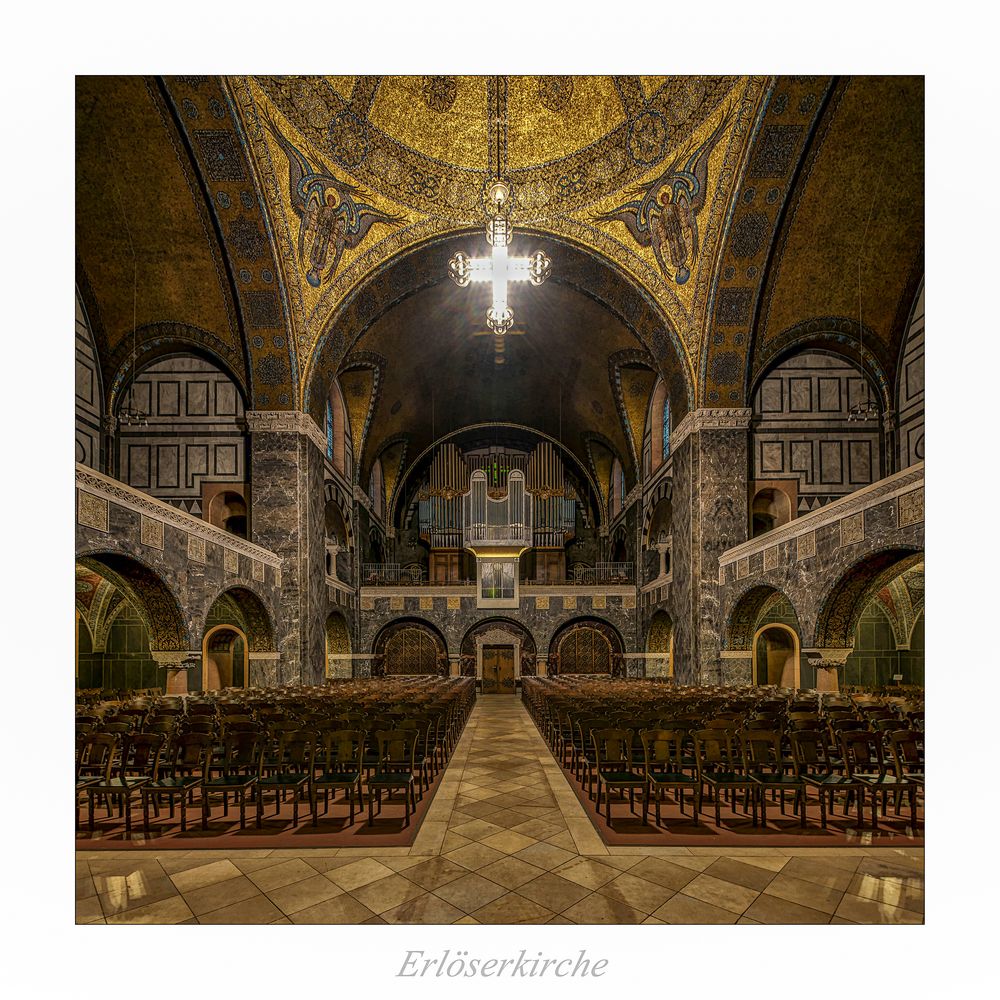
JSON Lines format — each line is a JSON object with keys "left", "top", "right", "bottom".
{"left": 647, "top": 379, "right": 670, "bottom": 470}
{"left": 662, "top": 395, "right": 671, "bottom": 460}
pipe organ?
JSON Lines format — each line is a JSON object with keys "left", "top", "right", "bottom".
{"left": 417, "top": 440, "right": 578, "bottom": 584}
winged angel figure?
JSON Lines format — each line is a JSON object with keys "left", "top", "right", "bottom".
{"left": 594, "top": 110, "right": 732, "bottom": 285}
{"left": 264, "top": 111, "right": 401, "bottom": 288}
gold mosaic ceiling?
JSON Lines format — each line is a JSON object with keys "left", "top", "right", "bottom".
{"left": 75, "top": 76, "right": 924, "bottom": 478}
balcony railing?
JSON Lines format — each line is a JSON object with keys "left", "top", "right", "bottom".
{"left": 462, "top": 523, "right": 533, "bottom": 548}
{"left": 361, "top": 563, "right": 425, "bottom": 585}
{"left": 572, "top": 562, "right": 635, "bottom": 585}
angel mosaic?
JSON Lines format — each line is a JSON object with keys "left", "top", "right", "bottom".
{"left": 264, "top": 112, "right": 401, "bottom": 288}
{"left": 594, "top": 110, "right": 732, "bottom": 286}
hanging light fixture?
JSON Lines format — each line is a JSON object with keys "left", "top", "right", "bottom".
{"left": 448, "top": 77, "right": 551, "bottom": 335}
{"left": 848, "top": 156, "right": 886, "bottom": 423}
{"left": 106, "top": 130, "right": 148, "bottom": 428}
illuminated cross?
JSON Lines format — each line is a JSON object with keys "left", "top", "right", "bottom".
{"left": 448, "top": 181, "right": 551, "bottom": 335}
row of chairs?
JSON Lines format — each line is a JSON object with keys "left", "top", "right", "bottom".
{"left": 77, "top": 679, "right": 476, "bottom": 838}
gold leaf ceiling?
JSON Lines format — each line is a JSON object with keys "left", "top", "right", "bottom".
{"left": 76, "top": 75, "right": 923, "bottom": 486}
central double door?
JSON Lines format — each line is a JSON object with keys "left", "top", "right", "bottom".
{"left": 481, "top": 645, "right": 516, "bottom": 694}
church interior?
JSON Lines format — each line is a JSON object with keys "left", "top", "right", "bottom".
{"left": 73, "top": 74, "right": 924, "bottom": 927}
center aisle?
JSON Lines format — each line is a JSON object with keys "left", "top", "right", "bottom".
{"left": 77, "top": 696, "right": 924, "bottom": 925}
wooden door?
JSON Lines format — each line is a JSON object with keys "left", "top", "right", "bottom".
{"left": 482, "top": 645, "right": 516, "bottom": 694}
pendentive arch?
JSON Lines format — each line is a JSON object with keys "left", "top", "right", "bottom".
{"left": 200, "top": 584, "right": 277, "bottom": 653}
{"left": 723, "top": 582, "right": 802, "bottom": 652}
{"left": 76, "top": 550, "right": 190, "bottom": 651}
{"left": 813, "top": 547, "right": 924, "bottom": 649}
{"left": 303, "top": 230, "right": 695, "bottom": 427}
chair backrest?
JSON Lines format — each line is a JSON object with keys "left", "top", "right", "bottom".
{"left": 221, "top": 732, "right": 261, "bottom": 772}
{"left": 166, "top": 733, "right": 213, "bottom": 777}
{"left": 742, "top": 729, "right": 784, "bottom": 771}
{"left": 888, "top": 730, "right": 924, "bottom": 774}
{"left": 591, "top": 728, "right": 633, "bottom": 768}
{"left": 375, "top": 729, "right": 418, "bottom": 769}
{"left": 640, "top": 729, "right": 685, "bottom": 771}
{"left": 318, "top": 729, "right": 366, "bottom": 771}
{"left": 122, "top": 733, "right": 165, "bottom": 776}
{"left": 840, "top": 731, "right": 886, "bottom": 774}
{"left": 77, "top": 733, "right": 118, "bottom": 779}
{"left": 789, "top": 729, "right": 830, "bottom": 768}
{"left": 261, "top": 730, "right": 314, "bottom": 773}
{"left": 693, "top": 729, "right": 740, "bottom": 769}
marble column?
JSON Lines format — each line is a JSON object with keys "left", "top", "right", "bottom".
{"left": 669, "top": 409, "right": 752, "bottom": 684}
{"left": 247, "top": 412, "right": 328, "bottom": 686}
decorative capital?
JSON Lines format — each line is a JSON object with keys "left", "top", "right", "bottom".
{"left": 150, "top": 650, "right": 201, "bottom": 667}
{"left": 246, "top": 410, "right": 327, "bottom": 454}
{"left": 802, "top": 647, "right": 853, "bottom": 668}
{"left": 670, "top": 407, "right": 753, "bottom": 450}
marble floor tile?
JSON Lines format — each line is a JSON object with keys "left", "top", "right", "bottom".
{"left": 763, "top": 873, "right": 845, "bottom": 915}
{"left": 349, "top": 874, "right": 426, "bottom": 915}
{"left": 432, "top": 872, "right": 508, "bottom": 913}
{"left": 516, "top": 871, "right": 592, "bottom": 911}
{"left": 403, "top": 856, "right": 469, "bottom": 891}
{"left": 443, "top": 842, "right": 506, "bottom": 871}
{"left": 246, "top": 858, "right": 320, "bottom": 892}
{"left": 168, "top": 859, "right": 243, "bottom": 894}
{"left": 470, "top": 892, "right": 556, "bottom": 924}
{"left": 703, "top": 857, "right": 779, "bottom": 891}
{"left": 651, "top": 893, "right": 740, "bottom": 924}
{"left": 182, "top": 876, "right": 263, "bottom": 917}
{"left": 679, "top": 873, "right": 760, "bottom": 915}
{"left": 106, "top": 895, "right": 194, "bottom": 925}
{"left": 324, "top": 858, "right": 395, "bottom": 891}
{"left": 381, "top": 892, "right": 466, "bottom": 924}
{"left": 743, "top": 892, "right": 833, "bottom": 924}
{"left": 596, "top": 872, "right": 677, "bottom": 914}
{"left": 561, "top": 893, "right": 647, "bottom": 924}
{"left": 267, "top": 874, "right": 346, "bottom": 915}
{"left": 477, "top": 856, "right": 547, "bottom": 890}
{"left": 288, "top": 894, "right": 375, "bottom": 924}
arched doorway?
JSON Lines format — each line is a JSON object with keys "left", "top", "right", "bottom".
{"left": 202, "top": 624, "right": 248, "bottom": 691}
{"left": 373, "top": 620, "right": 447, "bottom": 676}
{"left": 461, "top": 618, "right": 537, "bottom": 693}
{"left": 549, "top": 619, "right": 624, "bottom": 676}
{"left": 753, "top": 623, "right": 800, "bottom": 688}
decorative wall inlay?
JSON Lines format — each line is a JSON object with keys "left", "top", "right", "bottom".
{"left": 140, "top": 515, "right": 164, "bottom": 550}
{"left": 245, "top": 410, "right": 327, "bottom": 453}
{"left": 763, "top": 546, "right": 778, "bottom": 571}
{"left": 797, "top": 531, "right": 816, "bottom": 561}
{"left": 187, "top": 535, "right": 207, "bottom": 563}
{"left": 592, "top": 594, "right": 607, "bottom": 609}
{"left": 419, "top": 596, "right": 433, "bottom": 610}
{"left": 77, "top": 491, "right": 109, "bottom": 533}
{"left": 535, "top": 596, "right": 550, "bottom": 610}
{"left": 719, "top": 462, "right": 923, "bottom": 566}
{"left": 622, "top": 594, "right": 636, "bottom": 609}
{"left": 252, "top": 559, "right": 265, "bottom": 582}
{"left": 840, "top": 511, "right": 865, "bottom": 547}
{"left": 361, "top": 596, "right": 374, "bottom": 611}
{"left": 562, "top": 595, "right": 577, "bottom": 611}
{"left": 76, "top": 465, "right": 281, "bottom": 567}
{"left": 737, "top": 557, "right": 750, "bottom": 579}
{"left": 447, "top": 596, "right": 461, "bottom": 610}
{"left": 898, "top": 487, "right": 924, "bottom": 528}
{"left": 224, "top": 548, "right": 239, "bottom": 575}
{"left": 390, "top": 595, "right": 405, "bottom": 611}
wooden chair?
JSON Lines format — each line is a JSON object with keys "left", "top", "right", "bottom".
{"left": 201, "top": 732, "right": 261, "bottom": 830}
{"left": 141, "top": 732, "right": 211, "bottom": 833}
{"left": 887, "top": 729, "right": 923, "bottom": 828}
{"left": 692, "top": 729, "right": 758, "bottom": 827}
{"left": 591, "top": 728, "right": 646, "bottom": 825}
{"left": 840, "top": 731, "right": 908, "bottom": 829}
{"left": 367, "top": 729, "right": 420, "bottom": 826}
{"left": 312, "top": 730, "right": 366, "bottom": 825}
{"left": 256, "top": 730, "right": 314, "bottom": 827}
{"left": 76, "top": 733, "right": 117, "bottom": 829}
{"left": 742, "top": 729, "right": 806, "bottom": 827}
{"left": 86, "top": 733, "right": 164, "bottom": 837}
{"left": 789, "top": 729, "right": 862, "bottom": 828}
{"left": 640, "top": 729, "right": 699, "bottom": 827}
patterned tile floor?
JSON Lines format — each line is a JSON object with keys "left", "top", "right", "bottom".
{"left": 76, "top": 696, "right": 924, "bottom": 925}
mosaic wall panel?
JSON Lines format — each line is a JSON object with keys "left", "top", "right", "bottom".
{"left": 840, "top": 512, "right": 865, "bottom": 546}
{"left": 140, "top": 515, "right": 164, "bottom": 550}
{"left": 898, "top": 488, "right": 924, "bottom": 528}
{"left": 78, "top": 492, "right": 109, "bottom": 532}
